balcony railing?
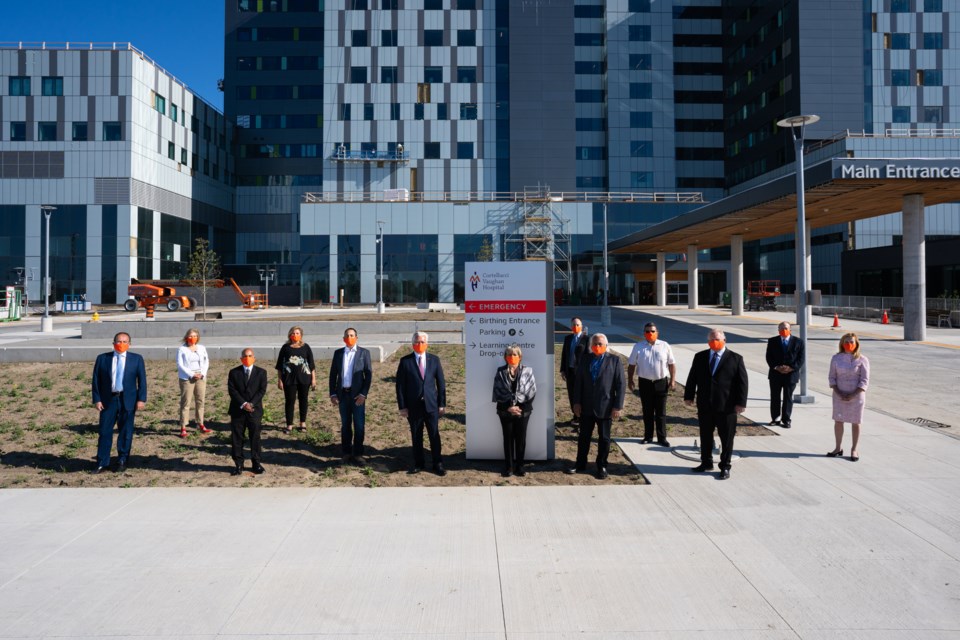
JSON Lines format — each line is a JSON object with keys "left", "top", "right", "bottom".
{"left": 303, "top": 190, "right": 705, "bottom": 204}
{"left": 331, "top": 148, "right": 409, "bottom": 163}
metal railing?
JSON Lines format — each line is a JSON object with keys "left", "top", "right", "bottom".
{"left": 778, "top": 295, "right": 960, "bottom": 324}
{"left": 303, "top": 190, "right": 705, "bottom": 204}
{"left": 806, "top": 128, "right": 960, "bottom": 153}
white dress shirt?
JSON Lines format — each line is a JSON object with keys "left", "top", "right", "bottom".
{"left": 342, "top": 346, "right": 357, "bottom": 388}
{"left": 627, "top": 340, "right": 675, "bottom": 380}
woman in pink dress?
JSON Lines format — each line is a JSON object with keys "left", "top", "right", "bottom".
{"left": 826, "top": 333, "right": 870, "bottom": 461}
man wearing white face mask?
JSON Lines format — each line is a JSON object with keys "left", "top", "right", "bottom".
{"left": 566, "top": 333, "right": 625, "bottom": 480}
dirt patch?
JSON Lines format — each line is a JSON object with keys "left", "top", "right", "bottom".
{"left": 0, "top": 346, "right": 769, "bottom": 489}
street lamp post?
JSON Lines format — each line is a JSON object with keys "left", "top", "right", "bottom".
{"left": 600, "top": 202, "right": 611, "bottom": 327}
{"left": 257, "top": 265, "right": 276, "bottom": 309}
{"left": 776, "top": 114, "right": 819, "bottom": 404}
{"left": 39, "top": 205, "right": 57, "bottom": 333}
{"left": 376, "top": 220, "right": 386, "bottom": 314}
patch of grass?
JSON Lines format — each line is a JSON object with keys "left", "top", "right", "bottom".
{"left": 39, "top": 422, "right": 59, "bottom": 433}
{"left": 302, "top": 429, "right": 334, "bottom": 447}
{"left": 10, "top": 426, "right": 24, "bottom": 442}
{"left": 44, "top": 434, "right": 64, "bottom": 446}
{"left": 39, "top": 377, "right": 53, "bottom": 390}
{"left": 63, "top": 435, "right": 87, "bottom": 459}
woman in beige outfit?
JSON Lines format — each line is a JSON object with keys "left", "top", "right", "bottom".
{"left": 177, "top": 328, "right": 211, "bottom": 438}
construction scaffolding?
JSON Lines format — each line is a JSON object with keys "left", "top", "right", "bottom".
{"left": 503, "top": 187, "right": 573, "bottom": 294}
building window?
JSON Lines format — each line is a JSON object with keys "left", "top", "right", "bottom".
{"left": 886, "top": 33, "right": 911, "bottom": 49}
{"left": 340, "top": 103, "right": 351, "bottom": 120}
{"left": 891, "top": 69, "right": 910, "bottom": 86}
{"left": 364, "top": 102, "right": 374, "bottom": 120}
{"left": 892, "top": 106, "right": 911, "bottom": 123}
{"left": 38, "top": 122, "right": 57, "bottom": 141}
{"left": 154, "top": 94, "right": 166, "bottom": 115}
{"left": 456, "top": 142, "right": 474, "bottom": 159}
{"left": 381, "top": 66, "right": 398, "bottom": 83}
{"left": 103, "top": 121, "right": 122, "bottom": 141}
{"left": 350, "top": 67, "right": 368, "bottom": 83}
{"left": 457, "top": 30, "right": 476, "bottom": 46}
{"left": 352, "top": 29, "right": 368, "bottom": 46}
{"left": 414, "top": 103, "right": 424, "bottom": 120}
{"left": 424, "top": 30, "right": 443, "bottom": 46}
{"left": 391, "top": 103, "right": 400, "bottom": 120}
{"left": 630, "top": 141, "right": 653, "bottom": 157}
{"left": 181, "top": 148, "right": 188, "bottom": 165}
{"left": 382, "top": 0, "right": 398, "bottom": 7}
{"left": 891, "top": 0, "right": 910, "bottom": 11}
{"left": 575, "top": 33, "right": 603, "bottom": 46}
{"left": 628, "top": 25, "right": 652, "bottom": 41}
{"left": 417, "top": 83, "right": 431, "bottom": 103}
{"left": 456, "top": 66, "right": 477, "bottom": 83}
{"left": 629, "top": 0, "right": 651, "bottom": 11}
{"left": 460, "top": 103, "right": 478, "bottom": 120}
{"left": 457, "top": 0, "right": 476, "bottom": 8}
{"left": 630, "top": 111, "right": 653, "bottom": 128}
{"left": 631, "top": 171, "right": 653, "bottom": 188}
{"left": 41, "top": 76, "right": 63, "bottom": 96}
{"left": 575, "top": 89, "right": 604, "bottom": 103}
{"left": 72, "top": 122, "right": 88, "bottom": 141}
{"left": 424, "top": 67, "right": 443, "bottom": 83}
{"left": 629, "top": 83, "right": 653, "bottom": 99}
{"left": 166, "top": 142, "right": 174, "bottom": 160}
{"left": 920, "top": 69, "right": 943, "bottom": 85}
{"left": 424, "top": 142, "right": 441, "bottom": 159}
{"left": 574, "top": 5, "right": 603, "bottom": 17}
{"left": 629, "top": 54, "right": 652, "bottom": 71}
{"left": 575, "top": 118, "right": 604, "bottom": 131}
{"left": 923, "top": 32, "right": 943, "bottom": 49}
{"left": 171, "top": 104, "right": 179, "bottom": 122}
{"left": 924, "top": 0, "right": 943, "bottom": 11}
{"left": 347, "top": 0, "right": 368, "bottom": 8}
{"left": 9, "top": 121, "right": 26, "bottom": 141}
{"left": 437, "top": 103, "right": 448, "bottom": 120}
{"left": 923, "top": 106, "right": 943, "bottom": 123}
{"left": 8, "top": 77, "right": 30, "bottom": 96}
{"left": 577, "top": 146, "right": 606, "bottom": 160}
{"left": 424, "top": 0, "right": 442, "bottom": 9}
{"left": 381, "top": 29, "right": 398, "bottom": 46}
{"left": 575, "top": 61, "right": 604, "bottom": 74}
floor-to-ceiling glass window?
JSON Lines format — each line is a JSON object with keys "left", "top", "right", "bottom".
{"left": 453, "top": 234, "right": 492, "bottom": 302}
{"left": 383, "top": 235, "right": 438, "bottom": 303}
{"left": 337, "top": 235, "right": 361, "bottom": 303}
{"left": 301, "top": 235, "right": 330, "bottom": 304}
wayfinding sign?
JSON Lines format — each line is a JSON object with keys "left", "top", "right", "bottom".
{"left": 464, "top": 261, "right": 554, "bottom": 460}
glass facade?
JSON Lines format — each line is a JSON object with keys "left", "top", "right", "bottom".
{"left": 382, "top": 235, "right": 439, "bottom": 304}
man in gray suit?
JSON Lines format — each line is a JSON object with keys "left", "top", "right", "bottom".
{"left": 566, "top": 333, "right": 626, "bottom": 480}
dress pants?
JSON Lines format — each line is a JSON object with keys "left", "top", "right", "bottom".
{"left": 769, "top": 376, "right": 796, "bottom": 423}
{"left": 407, "top": 400, "right": 442, "bottom": 468}
{"left": 338, "top": 390, "right": 366, "bottom": 456}
{"left": 231, "top": 412, "right": 263, "bottom": 465}
{"left": 498, "top": 413, "right": 530, "bottom": 472}
{"left": 178, "top": 377, "right": 207, "bottom": 428}
{"left": 563, "top": 368, "right": 577, "bottom": 412}
{"left": 637, "top": 377, "right": 668, "bottom": 441}
{"left": 97, "top": 395, "right": 136, "bottom": 468}
{"left": 697, "top": 409, "right": 737, "bottom": 470}
{"left": 574, "top": 414, "right": 612, "bottom": 471}
{"left": 283, "top": 380, "right": 310, "bottom": 425}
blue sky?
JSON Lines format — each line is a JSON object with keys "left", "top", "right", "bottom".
{"left": 0, "top": 1, "right": 226, "bottom": 109}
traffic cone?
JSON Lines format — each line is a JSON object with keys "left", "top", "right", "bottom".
{"left": 881, "top": 309, "right": 889, "bottom": 324}
{"left": 145, "top": 304, "right": 155, "bottom": 321}
{"left": 832, "top": 313, "right": 840, "bottom": 328}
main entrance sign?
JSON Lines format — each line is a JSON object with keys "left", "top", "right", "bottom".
{"left": 464, "top": 262, "right": 554, "bottom": 460}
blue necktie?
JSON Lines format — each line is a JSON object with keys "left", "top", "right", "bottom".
{"left": 710, "top": 352, "right": 719, "bottom": 376}
{"left": 114, "top": 354, "right": 124, "bottom": 392}
{"left": 590, "top": 355, "right": 603, "bottom": 381}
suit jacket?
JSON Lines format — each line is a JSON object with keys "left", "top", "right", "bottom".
{"left": 395, "top": 352, "right": 446, "bottom": 414}
{"left": 228, "top": 365, "right": 268, "bottom": 419}
{"left": 92, "top": 351, "right": 147, "bottom": 411}
{"left": 560, "top": 331, "right": 589, "bottom": 375}
{"left": 684, "top": 349, "right": 749, "bottom": 414}
{"left": 328, "top": 345, "right": 373, "bottom": 399}
{"left": 572, "top": 353, "right": 626, "bottom": 419}
{"left": 765, "top": 335, "right": 804, "bottom": 384}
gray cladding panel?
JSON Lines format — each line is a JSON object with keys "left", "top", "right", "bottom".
{"left": 508, "top": 1, "right": 576, "bottom": 192}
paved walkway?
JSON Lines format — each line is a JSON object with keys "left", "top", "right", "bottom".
{"left": 0, "top": 306, "right": 958, "bottom": 638}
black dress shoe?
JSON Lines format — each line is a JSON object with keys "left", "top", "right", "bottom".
{"left": 514, "top": 467, "right": 526, "bottom": 477}
{"left": 115, "top": 463, "right": 127, "bottom": 474}
{"left": 640, "top": 438, "right": 653, "bottom": 444}
{"left": 564, "top": 467, "right": 582, "bottom": 475}
{"left": 434, "top": 463, "right": 447, "bottom": 477}
{"left": 252, "top": 463, "right": 265, "bottom": 475}
{"left": 781, "top": 422, "right": 792, "bottom": 429}
{"left": 501, "top": 468, "right": 512, "bottom": 478}
{"left": 691, "top": 464, "right": 714, "bottom": 473}
{"left": 596, "top": 468, "right": 609, "bottom": 480}
{"left": 408, "top": 466, "right": 422, "bottom": 475}
{"left": 769, "top": 419, "right": 781, "bottom": 426}
{"left": 657, "top": 440, "right": 672, "bottom": 447}
{"left": 352, "top": 455, "right": 366, "bottom": 466}
{"left": 93, "top": 466, "right": 108, "bottom": 475}
{"left": 849, "top": 454, "right": 859, "bottom": 462}
{"left": 230, "top": 466, "right": 243, "bottom": 476}
{"left": 826, "top": 449, "right": 844, "bottom": 457}
{"left": 718, "top": 469, "right": 730, "bottom": 480}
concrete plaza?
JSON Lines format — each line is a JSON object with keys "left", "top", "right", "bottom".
{"left": 0, "top": 305, "right": 958, "bottom": 638}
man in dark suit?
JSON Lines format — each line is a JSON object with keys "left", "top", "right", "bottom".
{"left": 566, "top": 333, "right": 625, "bottom": 480}
{"left": 396, "top": 331, "right": 447, "bottom": 476}
{"left": 227, "top": 347, "right": 268, "bottom": 476}
{"left": 559, "top": 317, "right": 588, "bottom": 426}
{"left": 91, "top": 332, "right": 147, "bottom": 474}
{"left": 765, "top": 321, "right": 804, "bottom": 428}
{"left": 329, "top": 327, "right": 373, "bottom": 464}
{"left": 684, "top": 329, "right": 749, "bottom": 480}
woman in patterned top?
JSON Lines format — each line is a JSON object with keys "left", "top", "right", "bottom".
{"left": 276, "top": 326, "right": 317, "bottom": 433}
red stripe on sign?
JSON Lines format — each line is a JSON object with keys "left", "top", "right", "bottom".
{"left": 464, "top": 300, "right": 547, "bottom": 313}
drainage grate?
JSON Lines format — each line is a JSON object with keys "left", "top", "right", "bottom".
{"left": 909, "top": 417, "right": 952, "bottom": 429}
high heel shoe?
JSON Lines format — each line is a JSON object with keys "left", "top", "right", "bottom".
{"left": 179, "top": 427, "right": 188, "bottom": 439}
{"left": 849, "top": 453, "right": 859, "bottom": 462}
{"left": 825, "top": 449, "right": 843, "bottom": 457}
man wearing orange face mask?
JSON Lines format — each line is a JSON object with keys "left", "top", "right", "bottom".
{"left": 566, "top": 333, "right": 626, "bottom": 480}
{"left": 765, "top": 321, "right": 804, "bottom": 428}
{"left": 627, "top": 322, "right": 676, "bottom": 447}
{"left": 91, "top": 332, "right": 147, "bottom": 474}
{"left": 227, "top": 348, "right": 268, "bottom": 476}
{"left": 396, "top": 331, "right": 447, "bottom": 476}
{"left": 684, "top": 329, "right": 748, "bottom": 480}
{"left": 559, "top": 317, "right": 589, "bottom": 426}
{"left": 329, "top": 327, "right": 373, "bottom": 464}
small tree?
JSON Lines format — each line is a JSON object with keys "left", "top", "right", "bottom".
{"left": 475, "top": 236, "right": 494, "bottom": 262}
{"left": 187, "top": 237, "right": 221, "bottom": 320}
